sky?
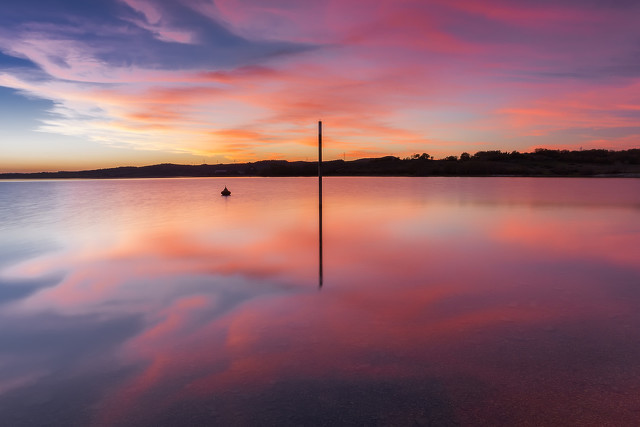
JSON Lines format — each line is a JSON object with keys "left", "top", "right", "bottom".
{"left": 1, "top": 0, "right": 639, "bottom": 172}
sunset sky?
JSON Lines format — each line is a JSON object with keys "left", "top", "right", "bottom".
{"left": 1, "top": 0, "right": 639, "bottom": 172}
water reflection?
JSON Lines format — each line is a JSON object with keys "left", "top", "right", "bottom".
{"left": 319, "top": 120, "right": 323, "bottom": 289}
{"left": 319, "top": 176, "right": 323, "bottom": 289}
{"left": 0, "top": 177, "right": 639, "bottom": 425}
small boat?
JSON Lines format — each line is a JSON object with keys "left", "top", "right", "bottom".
{"left": 221, "top": 186, "right": 231, "bottom": 196}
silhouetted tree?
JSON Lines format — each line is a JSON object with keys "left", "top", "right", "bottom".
{"left": 473, "top": 150, "right": 509, "bottom": 161}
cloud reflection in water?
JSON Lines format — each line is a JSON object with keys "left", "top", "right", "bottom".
{"left": 0, "top": 177, "right": 639, "bottom": 425}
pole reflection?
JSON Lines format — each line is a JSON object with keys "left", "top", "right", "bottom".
{"left": 318, "top": 120, "right": 323, "bottom": 289}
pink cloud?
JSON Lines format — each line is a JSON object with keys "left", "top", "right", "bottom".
{"left": 2, "top": 0, "right": 640, "bottom": 171}
{"left": 442, "top": 0, "right": 601, "bottom": 27}
{"left": 499, "top": 79, "right": 640, "bottom": 138}
{"left": 119, "top": 0, "right": 197, "bottom": 43}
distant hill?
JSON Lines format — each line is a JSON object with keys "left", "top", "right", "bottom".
{"left": 2, "top": 149, "right": 640, "bottom": 179}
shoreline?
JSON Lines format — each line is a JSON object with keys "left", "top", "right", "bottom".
{"left": 2, "top": 149, "right": 639, "bottom": 180}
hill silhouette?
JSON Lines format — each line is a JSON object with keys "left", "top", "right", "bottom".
{"left": 2, "top": 149, "right": 639, "bottom": 179}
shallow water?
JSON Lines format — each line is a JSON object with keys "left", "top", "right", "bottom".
{"left": 1, "top": 177, "right": 639, "bottom": 425}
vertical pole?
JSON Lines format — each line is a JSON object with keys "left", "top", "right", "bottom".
{"left": 318, "top": 121, "right": 322, "bottom": 194}
{"left": 318, "top": 121, "right": 323, "bottom": 288}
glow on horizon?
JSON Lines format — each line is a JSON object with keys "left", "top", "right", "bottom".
{"left": 0, "top": 0, "right": 639, "bottom": 172}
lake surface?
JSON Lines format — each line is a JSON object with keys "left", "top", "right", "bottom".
{"left": 1, "top": 177, "right": 640, "bottom": 426}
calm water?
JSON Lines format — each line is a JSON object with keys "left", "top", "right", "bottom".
{"left": 1, "top": 177, "right": 640, "bottom": 426}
